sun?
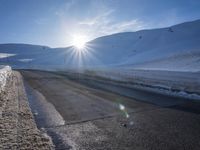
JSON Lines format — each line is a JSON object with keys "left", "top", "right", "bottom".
{"left": 72, "top": 34, "right": 88, "bottom": 49}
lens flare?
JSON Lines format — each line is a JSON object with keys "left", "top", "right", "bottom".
{"left": 119, "top": 104, "right": 125, "bottom": 110}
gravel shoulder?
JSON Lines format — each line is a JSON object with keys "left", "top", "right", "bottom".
{"left": 0, "top": 71, "right": 54, "bottom": 149}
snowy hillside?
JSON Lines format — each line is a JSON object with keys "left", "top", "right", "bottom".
{"left": 0, "top": 19, "right": 200, "bottom": 71}
{"left": 88, "top": 19, "right": 200, "bottom": 71}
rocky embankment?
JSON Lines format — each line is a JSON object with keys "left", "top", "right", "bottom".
{"left": 0, "top": 70, "right": 54, "bottom": 149}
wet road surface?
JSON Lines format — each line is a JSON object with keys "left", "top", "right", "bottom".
{"left": 20, "top": 70, "right": 200, "bottom": 150}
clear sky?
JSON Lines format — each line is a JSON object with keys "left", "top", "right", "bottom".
{"left": 0, "top": 0, "right": 200, "bottom": 47}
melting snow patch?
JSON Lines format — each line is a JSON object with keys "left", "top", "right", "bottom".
{"left": 18, "top": 58, "right": 33, "bottom": 62}
{"left": 0, "top": 53, "right": 16, "bottom": 58}
{"left": 177, "top": 90, "right": 200, "bottom": 100}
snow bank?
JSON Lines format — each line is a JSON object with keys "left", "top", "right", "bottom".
{"left": 0, "top": 65, "right": 12, "bottom": 93}
{"left": 82, "top": 68, "right": 200, "bottom": 101}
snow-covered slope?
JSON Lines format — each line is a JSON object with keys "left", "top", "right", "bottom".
{"left": 0, "top": 44, "right": 70, "bottom": 69}
{"left": 87, "top": 19, "right": 200, "bottom": 71}
{"left": 0, "top": 19, "right": 200, "bottom": 71}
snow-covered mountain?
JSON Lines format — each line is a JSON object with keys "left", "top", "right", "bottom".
{"left": 0, "top": 19, "right": 200, "bottom": 71}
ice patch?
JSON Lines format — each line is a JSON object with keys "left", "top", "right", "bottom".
{"left": 25, "top": 82, "right": 65, "bottom": 128}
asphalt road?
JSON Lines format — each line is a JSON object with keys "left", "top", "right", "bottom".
{"left": 20, "top": 70, "right": 200, "bottom": 150}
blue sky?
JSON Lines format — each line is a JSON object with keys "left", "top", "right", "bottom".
{"left": 0, "top": 0, "right": 200, "bottom": 47}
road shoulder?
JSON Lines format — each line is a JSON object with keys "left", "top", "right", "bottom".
{"left": 0, "top": 71, "right": 54, "bottom": 149}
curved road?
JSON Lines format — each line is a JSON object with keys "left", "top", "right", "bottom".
{"left": 20, "top": 70, "right": 200, "bottom": 150}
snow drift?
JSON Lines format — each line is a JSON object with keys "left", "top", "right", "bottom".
{"left": 0, "top": 65, "right": 12, "bottom": 92}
